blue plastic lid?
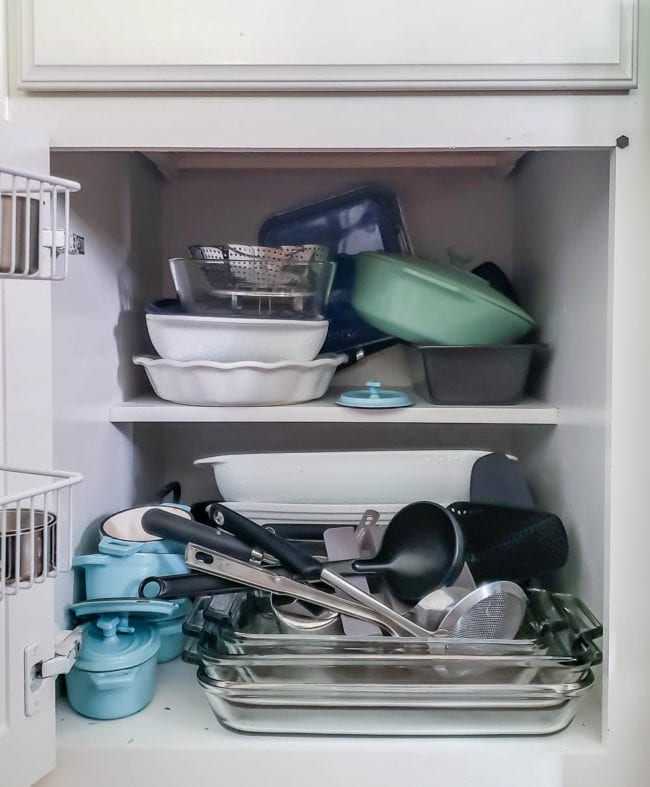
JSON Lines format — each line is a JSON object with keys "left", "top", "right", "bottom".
{"left": 337, "top": 381, "right": 413, "bottom": 409}
{"left": 74, "top": 616, "right": 159, "bottom": 672}
{"left": 71, "top": 599, "right": 180, "bottom": 672}
{"left": 71, "top": 598, "right": 180, "bottom": 621}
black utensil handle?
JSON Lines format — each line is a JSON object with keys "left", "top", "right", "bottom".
{"left": 139, "top": 572, "right": 243, "bottom": 600}
{"left": 338, "top": 337, "right": 399, "bottom": 370}
{"left": 156, "top": 481, "right": 182, "bottom": 504}
{"left": 141, "top": 508, "right": 253, "bottom": 562}
{"left": 263, "top": 523, "right": 331, "bottom": 540}
{"left": 208, "top": 503, "right": 323, "bottom": 580}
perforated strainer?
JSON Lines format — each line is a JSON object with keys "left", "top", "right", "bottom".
{"left": 411, "top": 580, "right": 527, "bottom": 640}
{"left": 435, "top": 581, "right": 527, "bottom": 640}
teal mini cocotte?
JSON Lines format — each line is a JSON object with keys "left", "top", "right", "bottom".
{"left": 66, "top": 599, "right": 179, "bottom": 720}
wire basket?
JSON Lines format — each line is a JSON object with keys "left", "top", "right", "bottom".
{"left": 0, "top": 466, "right": 83, "bottom": 597}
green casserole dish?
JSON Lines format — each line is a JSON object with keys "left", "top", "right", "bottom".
{"left": 352, "top": 252, "right": 535, "bottom": 345}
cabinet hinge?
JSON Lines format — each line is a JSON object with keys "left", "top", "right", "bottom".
{"left": 24, "top": 626, "right": 83, "bottom": 716}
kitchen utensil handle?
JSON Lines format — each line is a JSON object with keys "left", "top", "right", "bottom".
{"left": 209, "top": 503, "right": 322, "bottom": 580}
{"left": 184, "top": 543, "right": 402, "bottom": 635}
{"left": 550, "top": 591, "right": 603, "bottom": 643}
{"left": 97, "top": 537, "right": 142, "bottom": 557}
{"left": 338, "top": 337, "right": 399, "bottom": 370}
{"left": 139, "top": 572, "right": 243, "bottom": 600}
{"left": 89, "top": 668, "right": 138, "bottom": 691}
{"left": 71, "top": 554, "right": 110, "bottom": 567}
{"left": 141, "top": 508, "right": 253, "bottom": 563}
{"left": 210, "top": 504, "right": 429, "bottom": 636}
{"left": 321, "top": 558, "right": 356, "bottom": 573}
{"left": 320, "top": 568, "right": 430, "bottom": 637}
{"left": 262, "top": 523, "right": 333, "bottom": 540}
{"left": 156, "top": 481, "right": 182, "bottom": 504}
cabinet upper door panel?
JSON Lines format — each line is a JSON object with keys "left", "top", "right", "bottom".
{"left": 17, "top": 0, "right": 637, "bottom": 92}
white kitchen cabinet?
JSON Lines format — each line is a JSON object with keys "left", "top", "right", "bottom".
{"left": 13, "top": 0, "right": 638, "bottom": 92}
{"left": 0, "top": 141, "right": 636, "bottom": 787}
{"left": 0, "top": 11, "right": 649, "bottom": 787}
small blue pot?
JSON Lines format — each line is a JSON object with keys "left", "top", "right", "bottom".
{"left": 66, "top": 599, "right": 176, "bottom": 720}
{"left": 66, "top": 656, "right": 158, "bottom": 720}
{"left": 155, "top": 616, "right": 185, "bottom": 663}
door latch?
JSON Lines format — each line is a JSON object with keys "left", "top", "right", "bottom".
{"left": 24, "top": 626, "right": 83, "bottom": 716}
{"left": 40, "top": 230, "right": 85, "bottom": 254}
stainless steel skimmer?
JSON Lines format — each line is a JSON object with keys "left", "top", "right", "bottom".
{"left": 185, "top": 544, "right": 427, "bottom": 637}
{"left": 413, "top": 580, "right": 528, "bottom": 639}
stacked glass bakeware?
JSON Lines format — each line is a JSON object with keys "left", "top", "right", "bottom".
{"left": 183, "top": 587, "right": 602, "bottom": 736}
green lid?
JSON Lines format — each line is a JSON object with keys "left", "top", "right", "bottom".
{"left": 353, "top": 253, "right": 535, "bottom": 346}
{"left": 357, "top": 253, "right": 534, "bottom": 324}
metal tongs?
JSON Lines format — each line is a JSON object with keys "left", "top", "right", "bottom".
{"left": 184, "top": 543, "right": 422, "bottom": 637}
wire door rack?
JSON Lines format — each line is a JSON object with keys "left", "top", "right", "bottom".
{"left": 0, "top": 466, "right": 83, "bottom": 597}
{"left": 0, "top": 163, "right": 81, "bottom": 280}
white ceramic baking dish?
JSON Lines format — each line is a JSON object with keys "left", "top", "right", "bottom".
{"left": 133, "top": 354, "right": 345, "bottom": 406}
{"left": 194, "top": 449, "right": 498, "bottom": 504}
{"left": 146, "top": 313, "right": 328, "bottom": 363}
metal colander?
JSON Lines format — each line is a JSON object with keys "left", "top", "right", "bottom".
{"left": 188, "top": 244, "right": 331, "bottom": 291}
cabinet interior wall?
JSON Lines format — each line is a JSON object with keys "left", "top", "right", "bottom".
{"left": 49, "top": 149, "right": 612, "bottom": 626}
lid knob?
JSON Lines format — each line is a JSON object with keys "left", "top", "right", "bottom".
{"left": 366, "top": 381, "right": 382, "bottom": 399}
{"left": 117, "top": 615, "right": 135, "bottom": 635}
{"left": 95, "top": 614, "right": 136, "bottom": 638}
{"left": 96, "top": 615, "right": 120, "bottom": 639}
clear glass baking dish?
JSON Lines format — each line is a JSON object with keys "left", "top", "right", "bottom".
{"left": 185, "top": 589, "right": 602, "bottom": 686}
{"left": 197, "top": 668, "right": 596, "bottom": 736}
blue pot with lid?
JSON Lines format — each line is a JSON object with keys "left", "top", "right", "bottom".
{"left": 98, "top": 482, "right": 191, "bottom": 557}
{"left": 66, "top": 599, "right": 178, "bottom": 720}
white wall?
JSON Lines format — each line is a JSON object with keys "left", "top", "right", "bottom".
{"left": 513, "top": 150, "right": 611, "bottom": 614}
{"left": 49, "top": 152, "right": 163, "bottom": 611}
{"left": 161, "top": 166, "right": 514, "bottom": 277}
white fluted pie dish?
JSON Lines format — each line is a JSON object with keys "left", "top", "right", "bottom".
{"left": 133, "top": 354, "right": 345, "bottom": 406}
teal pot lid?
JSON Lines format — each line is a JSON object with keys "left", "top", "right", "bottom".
{"left": 73, "top": 615, "right": 160, "bottom": 673}
{"left": 71, "top": 599, "right": 179, "bottom": 671}
{"left": 337, "top": 381, "right": 413, "bottom": 409}
{"left": 71, "top": 598, "right": 179, "bottom": 621}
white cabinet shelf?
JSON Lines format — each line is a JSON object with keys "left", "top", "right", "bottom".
{"left": 46, "top": 659, "right": 602, "bottom": 787}
{"left": 109, "top": 392, "right": 558, "bottom": 425}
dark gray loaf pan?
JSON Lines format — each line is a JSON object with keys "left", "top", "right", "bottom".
{"left": 415, "top": 344, "right": 546, "bottom": 405}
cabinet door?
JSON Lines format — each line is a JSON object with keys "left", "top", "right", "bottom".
{"left": 16, "top": 0, "right": 637, "bottom": 92}
{"left": 0, "top": 119, "right": 58, "bottom": 787}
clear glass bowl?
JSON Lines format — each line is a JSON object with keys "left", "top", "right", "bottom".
{"left": 169, "top": 257, "right": 336, "bottom": 319}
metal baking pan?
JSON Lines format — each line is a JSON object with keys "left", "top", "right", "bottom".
{"left": 414, "top": 343, "right": 547, "bottom": 405}
{"left": 259, "top": 185, "right": 412, "bottom": 354}
{"left": 197, "top": 669, "right": 595, "bottom": 736}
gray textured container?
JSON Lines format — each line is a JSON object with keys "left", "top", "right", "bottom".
{"left": 416, "top": 344, "right": 545, "bottom": 405}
